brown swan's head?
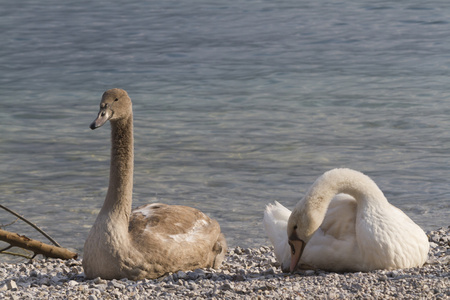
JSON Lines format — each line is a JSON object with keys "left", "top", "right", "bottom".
{"left": 90, "top": 88, "right": 132, "bottom": 130}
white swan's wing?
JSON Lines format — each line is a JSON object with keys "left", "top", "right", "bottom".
{"left": 356, "top": 202, "right": 429, "bottom": 270}
{"left": 263, "top": 201, "right": 291, "bottom": 271}
{"left": 302, "top": 194, "right": 364, "bottom": 271}
{"left": 302, "top": 193, "right": 428, "bottom": 272}
{"left": 386, "top": 204, "right": 429, "bottom": 267}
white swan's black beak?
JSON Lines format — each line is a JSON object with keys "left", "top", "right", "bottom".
{"left": 90, "top": 107, "right": 113, "bottom": 130}
{"left": 288, "top": 232, "right": 305, "bottom": 273}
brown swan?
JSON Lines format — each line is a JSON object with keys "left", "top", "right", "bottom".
{"left": 82, "top": 88, "right": 227, "bottom": 280}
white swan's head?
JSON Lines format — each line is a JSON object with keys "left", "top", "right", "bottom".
{"left": 287, "top": 198, "right": 322, "bottom": 273}
{"left": 90, "top": 88, "right": 132, "bottom": 130}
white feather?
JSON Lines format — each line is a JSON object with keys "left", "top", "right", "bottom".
{"left": 263, "top": 201, "right": 291, "bottom": 271}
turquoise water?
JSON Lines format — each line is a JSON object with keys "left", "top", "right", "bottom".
{"left": 1, "top": 1, "right": 449, "bottom": 255}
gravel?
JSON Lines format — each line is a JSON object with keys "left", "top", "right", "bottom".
{"left": 0, "top": 227, "right": 448, "bottom": 299}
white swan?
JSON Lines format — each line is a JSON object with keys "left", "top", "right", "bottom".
{"left": 264, "top": 168, "right": 429, "bottom": 272}
{"left": 83, "top": 88, "right": 227, "bottom": 280}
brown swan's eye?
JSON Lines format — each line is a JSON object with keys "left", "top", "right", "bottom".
{"left": 114, "top": 98, "right": 119, "bottom": 101}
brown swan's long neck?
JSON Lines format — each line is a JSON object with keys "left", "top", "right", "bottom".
{"left": 99, "top": 115, "right": 134, "bottom": 223}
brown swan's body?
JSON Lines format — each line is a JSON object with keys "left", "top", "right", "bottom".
{"left": 82, "top": 88, "right": 226, "bottom": 280}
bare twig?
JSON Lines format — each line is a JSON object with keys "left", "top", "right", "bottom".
{"left": 0, "top": 217, "right": 19, "bottom": 228}
{"left": 0, "top": 204, "right": 61, "bottom": 247}
{"left": 0, "top": 251, "right": 33, "bottom": 259}
{"left": 0, "top": 244, "right": 13, "bottom": 252}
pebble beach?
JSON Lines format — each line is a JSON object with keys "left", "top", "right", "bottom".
{"left": 0, "top": 227, "right": 448, "bottom": 299}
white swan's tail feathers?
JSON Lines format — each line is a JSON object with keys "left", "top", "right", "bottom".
{"left": 265, "top": 201, "right": 291, "bottom": 220}
{"left": 263, "top": 201, "right": 291, "bottom": 244}
{"left": 263, "top": 201, "right": 292, "bottom": 271}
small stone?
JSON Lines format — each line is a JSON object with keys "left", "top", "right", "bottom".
{"left": 263, "top": 267, "right": 276, "bottom": 275}
{"left": 108, "top": 280, "right": 125, "bottom": 289}
{"left": 7, "top": 280, "right": 18, "bottom": 291}
{"left": 388, "top": 271, "right": 398, "bottom": 277}
{"left": 88, "top": 296, "right": 98, "bottom": 300}
{"left": 177, "top": 271, "right": 187, "bottom": 279}
{"left": 89, "top": 288, "right": 102, "bottom": 295}
{"left": 51, "top": 275, "right": 63, "bottom": 284}
{"left": 67, "top": 280, "right": 78, "bottom": 287}
{"left": 188, "top": 272, "right": 198, "bottom": 280}
{"left": 210, "top": 273, "right": 219, "bottom": 281}
{"left": 430, "top": 234, "right": 440, "bottom": 243}
{"left": 220, "top": 283, "right": 233, "bottom": 291}
{"left": 164, "top": 274, "right": 175, "bottom": 282}
{"left": 94, "top": 284, "right": 107, "bottom": 291}
{"left": 93, "top": 277, "right": 106, "bottom": 285}
{"left": 233, "top": 274, "right": 245, "bottom": 281}
{"left": 194, "top": 269, "right": 206, "bottom": 276}
{"left": 71, "top": 266, "right": 83, "bottom": 274}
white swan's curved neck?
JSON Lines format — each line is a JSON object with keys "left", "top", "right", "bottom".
{"left": 298, "top": 169, "right": 387, "bottom": 230}
{"left": 99, "top": 116, "right": 134, "bottom": 223}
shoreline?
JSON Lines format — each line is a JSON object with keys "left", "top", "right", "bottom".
{"left": 0, "top": 227, "right": 448, "bottom": 299}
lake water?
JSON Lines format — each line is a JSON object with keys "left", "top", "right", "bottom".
{"left": 1, "top": 1, "right": 449, "bottom": 257}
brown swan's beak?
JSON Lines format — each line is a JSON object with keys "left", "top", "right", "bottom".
{"left": 289, "top": 232, "right": 305, "bottom": 273}
{"left": 90, "top": 107, "right": 113, "bottom": 130}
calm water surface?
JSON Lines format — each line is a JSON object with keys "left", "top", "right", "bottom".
{"left": 1, "top": 1, "right": 450, "bottom": 256}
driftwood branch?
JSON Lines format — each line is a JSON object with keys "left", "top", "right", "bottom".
{"left": 0, "top": 229, "right": 77, "bottom": 260}
{"left": 0, "top": 204, "right": 61, "bottom": 247}
{"left": 0, "top": 205, "right": 78, "bottom": 260}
